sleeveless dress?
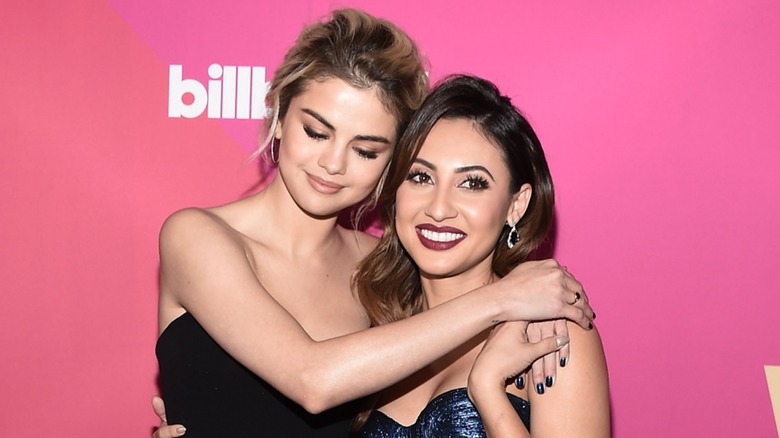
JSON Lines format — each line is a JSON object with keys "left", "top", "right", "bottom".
{"left": 156, "top": 312, "right": 357, "bottom": 437}
{"left": 355, "top": 387, "right": 530, "bottom": 437}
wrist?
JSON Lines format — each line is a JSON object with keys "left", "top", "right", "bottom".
{"left": 468, "top": 376, "right": 505, "bottom": 410}
{"left": 468, "top": 365, "right": 503, "bottom": 402}
{"left": 468, "top": 282, "right": 505, "bottom": 325}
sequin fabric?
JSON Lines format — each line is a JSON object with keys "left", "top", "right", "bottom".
{"left": 356, "top": 387, "right": 530, "bottom": 437}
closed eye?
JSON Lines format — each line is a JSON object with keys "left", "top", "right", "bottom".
{"left": 303, "top": 125, "right": 328, "bottom": 141}
{"left": 355, "top": 147, "right": 379, "bottom": 160}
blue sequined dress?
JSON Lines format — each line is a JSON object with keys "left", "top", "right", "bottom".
{"left": 355, "top": 387, "right": 530, "bottom": 437}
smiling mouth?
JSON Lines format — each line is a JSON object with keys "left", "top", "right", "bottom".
{"left": 418, "top": 228, "right": 465, "bottom": 242}
{"left": 416, "top": 226, "right": 466, "bottom": 250}
{"left": 307, "top": 173, "right": 344, "bottom": 193}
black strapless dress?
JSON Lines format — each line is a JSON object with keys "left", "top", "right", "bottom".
{"left": 156, "top": 312, "right": 356, "bottom": 437}
{"left": 355, "top": 387, "right": 530, "bottom": 437}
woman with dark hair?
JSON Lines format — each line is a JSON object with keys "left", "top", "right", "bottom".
{"left": 353, "top": 74, "right": 610, "bottom": 437}
{"left": 152, "top": 10, "right": 594, "bottom": 438}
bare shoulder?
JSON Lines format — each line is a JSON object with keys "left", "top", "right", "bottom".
{"left": 158, "top": 207, "right": 252, "bottom": 292}
{"left": 567, "top": 321, "right": 607, "bottom": 371}
{"left": 552, "top": 322, "right": 609, "bottom": 393}
{"left": 160, "top": 207, "right": 240, "bottom": 254}
{"left": 160, "top": 207, "right": 222, "bottom": 239}
{"left": 157, "top": 208, "right": 244, "bottom": 327}
{"left": 528, "top": 322, "right": 610, "bottom": 437}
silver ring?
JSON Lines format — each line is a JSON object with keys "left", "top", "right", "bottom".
{"left": 573, "top": 291, "right": 581, "bottom": 304}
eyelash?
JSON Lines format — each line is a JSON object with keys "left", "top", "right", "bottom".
{"left": 462, "top": 175, "right": 490, "bottom": 190}
{"left": 356, "top": 149, "right": 378, "bottom": 160}
{"left": 303, "top": 125, "right": 328, "bottom": 141}
{"left": 406, "top": 169, "right": 432, "bottom": 184}
{"left": 303, "top": 126, "right": 379, "bottom": 160}
{"left": 405, "top": 169, "right": 490, "bottom": 190}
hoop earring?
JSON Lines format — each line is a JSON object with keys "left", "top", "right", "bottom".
{"left": 270, "top": 140, "right": 279, "bottom": 165}
{"left": 506, "top": 223, "right": 520, "bottom": 249}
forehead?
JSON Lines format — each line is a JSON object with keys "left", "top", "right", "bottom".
{"left": 419, "top": 118, "right": 506, "bottom": 166}
{"left": 290, "top": 78, "right": 398, "bottom": 140}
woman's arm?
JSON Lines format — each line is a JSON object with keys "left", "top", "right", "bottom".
{"left": 528, "top": 322, "right": 610, "bottom": 437}
{"left": 468, "top": 322, "right": 569, "bottom": 437}
{"left": 160, "top": 209, "right": 593, "bottom": 413}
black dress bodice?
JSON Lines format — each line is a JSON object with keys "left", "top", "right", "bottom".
{"left": 156, "top": 312, "right": 356, "bottom": 437}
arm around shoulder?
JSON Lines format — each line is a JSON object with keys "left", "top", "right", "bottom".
{"left": 528, "top": 322, "right": 610, "bottom": 438}
{"left": 156, "top": 212, "right": 593, "bottom": 414}
{"left": 157, "top": 209, "right": 501, "bottom": 413}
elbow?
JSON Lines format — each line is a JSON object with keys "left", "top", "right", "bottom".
{"left": 290, "top": 367, "right": 343, "bottom": 414}
{"left": 297, "top": 395, "right": 330, "bottom": 415}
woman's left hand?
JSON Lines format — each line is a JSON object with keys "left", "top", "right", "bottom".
{"left": 468, "top": 321, "right": 569, "bottom": 398}
{"left": 525, "top": 319, "right": 569, "bottom": 394}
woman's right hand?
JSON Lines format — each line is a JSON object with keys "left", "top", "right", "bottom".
{"left": 492, "top": 259, "right": 594, "bottom": 329}
{"left": 151, "top": 396, "right": 186, "bottom": 437}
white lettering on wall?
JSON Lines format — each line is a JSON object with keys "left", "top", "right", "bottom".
{"left": 168, "top": 64, "right": 268, "bottom": 119}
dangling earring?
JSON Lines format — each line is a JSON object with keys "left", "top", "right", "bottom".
{"left": 506, "top": 222, "right": 520, "bottom": 249}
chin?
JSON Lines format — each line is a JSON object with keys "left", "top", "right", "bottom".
{"left": 417, "top": 264, "right": 460, "bottom": 279}
{"left": 303, "top": 205, "right": 347, "bottom": 219}
{"left": 296, "top": 193, "right": 357, "bottom": 217}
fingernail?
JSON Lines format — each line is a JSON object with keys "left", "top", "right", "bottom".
{"left": 589, "top": 322, "right": 593, "bottom": 330}
{"left": 177, "top": 426, "right": 187, "bottom": 436}
{"left": 536, "top": 383, "right": 545, "bottom": 394}
{"left": 560, "top": 356, "right": 568, "bottom": 367}
{"left": 593, "top": 312, "right": 597, "bottom": 319}
{"left": 546, "top": 376, "right": 553, "bottom": 387}
{"left": 515, "top": 375, "right": 525, "bottom": 389}
{"left": 556, "top": 336, "right": 570, "bottom": 347}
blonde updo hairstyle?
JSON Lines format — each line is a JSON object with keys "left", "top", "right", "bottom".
{"left": 253, "top": 9, "right": 428, "bottom": 215}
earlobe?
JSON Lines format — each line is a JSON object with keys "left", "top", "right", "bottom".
{"left": 274, "top": 121, "right": 282, "bottom": 140}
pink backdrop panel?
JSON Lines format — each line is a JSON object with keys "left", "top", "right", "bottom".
{"left": 1, "top": 0, "right": 778, "bottom": 436}
{"left": 1, "top": 0, "right": 259, "bottom": 434}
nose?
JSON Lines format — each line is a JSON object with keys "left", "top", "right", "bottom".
{"left": 317, "top": 142, "right": 347, "bottom": 175}
{"left": 424, "top": 185, "right": 457, "bottom": 222}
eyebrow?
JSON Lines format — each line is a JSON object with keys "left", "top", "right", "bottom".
{"left": 414, "top": 158, "right": 496, "bottom": 182}
{"left": 301, "top": 108, "right": 392, "bottom": 144}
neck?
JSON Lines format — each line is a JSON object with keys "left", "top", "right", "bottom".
{"left": 420, "top": 260, "right": 496, "bottom": 310}
{"left": 246, "top": 175, "right": 344, "bottom": 257}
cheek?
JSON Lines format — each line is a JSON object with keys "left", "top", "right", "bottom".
{"left": 394, "top": 189, "right": 410, "bottom": 221}
{"left": 278, "top": 127, "right": 307, "bottom": 160}
{"left": 349, "top": 162, "right": 390, "bottom": 199}
{"left": 462, "top": 198, "right": 508, "bottom": 236}
{"left": 360, "top": 157, "right": 391, "bottom": 186}
{"left": 394, "top": 188, "right": 420, "bottom": 241}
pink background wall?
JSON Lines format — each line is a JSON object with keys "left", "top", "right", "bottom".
{"left": 2, "top": 0, "right": 778, "bottom": 436}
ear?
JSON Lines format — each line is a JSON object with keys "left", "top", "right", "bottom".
{"left": 274, "top": 119, "right": 283, "bottom": 140}
{"left": 506, "top": 183, "right": 533, "bottom": 226}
